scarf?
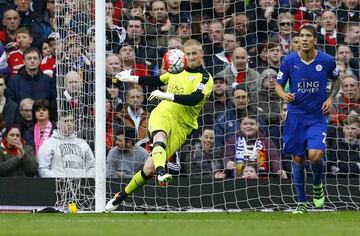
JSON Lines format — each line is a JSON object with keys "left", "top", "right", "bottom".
{"left": 34, "top": 121, "right": 53, "bottom": 156}
{"left": 321, "top": 27, "right": 337, "bottom": 46}
{"left": 1, "top": 139, "right": 19, "bottom": 156}
{"left": 64, "top": 90, "right": 78, "bottom": 108}
{"left": 234, "top": 136, "right": 268, "bottom": 172}
{"left": 235, "top": 71, "right": 246, "bottom": 83}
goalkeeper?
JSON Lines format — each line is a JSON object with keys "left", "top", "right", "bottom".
{"left": 106, "top": 39, "right": 213, "bottom": 211}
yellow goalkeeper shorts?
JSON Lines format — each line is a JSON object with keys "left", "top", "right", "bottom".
{"left": 148, "top": 110, "right": 191, "bottom": 159}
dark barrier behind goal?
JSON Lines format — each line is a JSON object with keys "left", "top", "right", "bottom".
{"left": 1, "top": 178, "right": 359, "bottom": 211}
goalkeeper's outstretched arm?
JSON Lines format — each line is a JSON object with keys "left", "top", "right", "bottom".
{"left": 147, "top": 89, "right": 204, "bottom": 105}
{"left": 116, "top": 70, "right": 204, "bottom": 105}
{"left": 115, "top": 70, "right": 165, "bottom": 86}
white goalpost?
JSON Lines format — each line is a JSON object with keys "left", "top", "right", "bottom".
{"left": 94, "top": 0, "right": 107, "bottom": 213}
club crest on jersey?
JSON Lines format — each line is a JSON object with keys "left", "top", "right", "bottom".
{"left": 316, "top": 64, "right": 322, "bottom": 72}
{"left": 197, "top": 83, "right": 205, "bottom": 90}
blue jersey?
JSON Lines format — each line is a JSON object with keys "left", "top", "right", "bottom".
{"left": 277, "top": 51, "right": 339, "bottom": 115}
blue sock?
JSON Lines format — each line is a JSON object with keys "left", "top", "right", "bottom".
{"left": 311, "top": 159, "right": 324, "bottom": 186}
{"left": 292, "top": 162, "right": 306, "bottom": 202}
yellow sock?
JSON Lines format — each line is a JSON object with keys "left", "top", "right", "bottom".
{"left": 124, "top": 171, "right": 148, "bottom": 195}
{"left": 152, "top": 145, "right": 167, "bottom": 170}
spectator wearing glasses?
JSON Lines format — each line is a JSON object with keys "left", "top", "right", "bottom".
{"left": 16, "top": 98, "right": 34, "bottom": 133}
{"left": 271, "top": 12, "right": 293, "bottom": 55}
{"left": 6, "top": 47, "right": 56, "bottom": 104}
{"left": 0, "top": 75, "right": 18, "bottom": 127}
{"left": 206, "top": 31, "right": 239, "bottom": 76}
{"left": 258, "top": 69, "right": 282, "bottom": 126}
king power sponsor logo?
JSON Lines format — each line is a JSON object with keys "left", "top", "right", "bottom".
{"left": 297, "top": 80, "right": 320, "bottom": 93}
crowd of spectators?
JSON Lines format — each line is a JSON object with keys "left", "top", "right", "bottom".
{"left": 0, "top": 0, "right": 358, "bottom": 180}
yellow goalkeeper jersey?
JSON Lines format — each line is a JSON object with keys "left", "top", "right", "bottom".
{"left": 155, "top": 66, "right": 213, "bottom": 130}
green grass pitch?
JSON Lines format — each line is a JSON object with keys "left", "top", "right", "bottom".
{"left": 1, "top": 212, "right": 359, "bottom": 236}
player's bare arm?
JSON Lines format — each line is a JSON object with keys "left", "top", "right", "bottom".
{"left": 274, "top": 81, "right": 295, "bottom": 103}
{"left": 322, "top": 79, "right": 341, "bottom": 113}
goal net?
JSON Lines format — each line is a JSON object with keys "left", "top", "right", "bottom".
{"left": 54, "top": 0, "right": 360, "bottom": 212}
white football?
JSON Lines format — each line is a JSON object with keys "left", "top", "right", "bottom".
{"left": 162, "top": 49, "right": 187, "bottom": 74}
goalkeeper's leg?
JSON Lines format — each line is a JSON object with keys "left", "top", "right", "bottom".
{"left": 151, "top": 131, "right": 172, "bottom": 185}
{"left": 106, "top": 158, "right": 155, "bottom": 212}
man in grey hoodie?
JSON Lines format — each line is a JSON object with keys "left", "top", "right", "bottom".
{"left": 37, "top": 111, "right": 95, "bottom": 178}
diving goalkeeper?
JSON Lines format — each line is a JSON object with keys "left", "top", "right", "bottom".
{"left": 106, "top": 39, "right": 213, "bottom": 211}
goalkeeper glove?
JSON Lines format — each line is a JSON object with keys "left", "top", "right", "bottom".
{"left": 148, "top": 90, "right": 174, "bottom": 101}
{"left": 115, "top": 70, "right": 139, "bottom": 83}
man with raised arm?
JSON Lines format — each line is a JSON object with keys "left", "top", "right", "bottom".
{"left": 106, "top": 39, "right": 213, "bottom": 211}
{"left": 275, "top": 24, "right": 341, "bottom": 214}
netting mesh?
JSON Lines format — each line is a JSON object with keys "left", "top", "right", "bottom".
{"left": 53, "top": 0, "right": 359, "bottom": 211}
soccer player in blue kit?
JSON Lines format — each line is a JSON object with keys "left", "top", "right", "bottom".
{"left": 275, "top": 25, "right": 341, "bottom": 214}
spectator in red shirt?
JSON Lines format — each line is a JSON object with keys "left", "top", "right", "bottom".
{"left": 7, "top": 27, "right": 33, "bottom": 77}
{"left": 39, "top": 38, "right": 56, "bottom": 78}
{"left": 330, "top": 74, "right": 359, "bottom": 125}
{"left": 293, "top": 0, "right": 324, "bottom": 32}
{"left": 118, "top": 44, "right": 149, "bottom": 77}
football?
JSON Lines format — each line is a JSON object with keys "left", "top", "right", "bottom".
{"left": 162, "top": 49, "right": 187, "bottom": 74}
